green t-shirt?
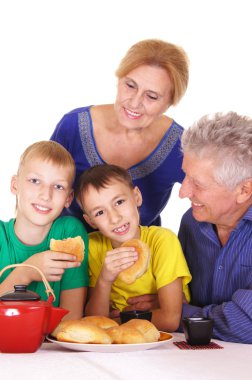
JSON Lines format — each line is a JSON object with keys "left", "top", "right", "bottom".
{"left": 0, "top": 216, "right": 89, "bottom": 306}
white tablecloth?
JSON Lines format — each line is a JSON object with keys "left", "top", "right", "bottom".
{"left": 1, "top": 333, "right": 252, "bottom": 380}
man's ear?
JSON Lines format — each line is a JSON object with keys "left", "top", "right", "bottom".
{"left": 237, "top": 178, "right": 252, "bottom": 204}
{"left": 64, "top": 189, "right": 74, "bottom": 208}
{"left": 133, "top": 186, "right": 143, "bottom": 207}
{"left": 10, "top": 175, "right": 18, "bottom": 195}
{"left": 83, "top": 213, "right": 97, "bottom": 229}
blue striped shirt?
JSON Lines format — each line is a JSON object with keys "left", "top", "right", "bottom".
{"left": 178, "top": 206, "right": 252, "bottom": 343}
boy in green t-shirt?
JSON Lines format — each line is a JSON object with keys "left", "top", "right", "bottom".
{"left": 0, "top": 141, "right": 89, "bottom": 319}
{"left": 76, "top": 163, "right": 191, "bottom": 332}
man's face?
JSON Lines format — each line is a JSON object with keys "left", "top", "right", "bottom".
{"left": 179, "top": 152, "right": 241, "bottom": 227}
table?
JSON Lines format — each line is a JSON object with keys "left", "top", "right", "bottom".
{"left": 1, "top": 333, "right": 251, "bottom": 380}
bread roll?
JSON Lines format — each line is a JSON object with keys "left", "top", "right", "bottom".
{"left": 50, "top": 236, "right": 85, "bottom": 262}
{"left": 124, "top": 319, "right": 160, "bottom": 342}
{"left": 118, "top": 239, "right": 150, "bottom": 284}
{"left": 81, "top": 315, "right": 119, "bottom": 329}
{"left": 107, "top": 325, "right": 145, "bottom": 344}
{"left": 51, "top": 315, "right": 159, "bottom": 345}
{"left": 56, "top": 320, "right": 111, "bottom": 344}
{"left": 51, "top": 319, "right": 78, "bottom": 338}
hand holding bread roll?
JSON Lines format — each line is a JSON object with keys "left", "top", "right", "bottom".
{"left": 50, "top": 236, "right": 85, "bottom": 262}
{"left": 117, "top": 239, "right": 150, "bottom": 284}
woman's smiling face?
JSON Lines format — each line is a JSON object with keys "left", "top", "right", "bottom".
{"left": 114, "top": 64, "right": 172, "bottom": 130}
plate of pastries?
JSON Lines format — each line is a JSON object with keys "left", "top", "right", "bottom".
{"left": 47, "top": 316, "right": 173, "bottom": 353}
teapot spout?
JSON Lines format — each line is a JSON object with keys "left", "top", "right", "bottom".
{"left": 47, "top": 307, "right": 69, "bottom": 334}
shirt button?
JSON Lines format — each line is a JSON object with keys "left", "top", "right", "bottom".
{"left": 218, "top": 265, "right": 223, "bottom": 270}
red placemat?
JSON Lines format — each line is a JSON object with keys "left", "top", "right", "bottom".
{"left": 173, "top": 341, "right": 223, "bottom": 350}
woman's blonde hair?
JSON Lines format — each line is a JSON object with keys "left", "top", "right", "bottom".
{"left": 115, "top": 39, "right": 189, "bottom": 105}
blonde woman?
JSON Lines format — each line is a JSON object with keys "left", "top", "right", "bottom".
{"left": 51, "top": 39, "right": 189, "bottom": 229}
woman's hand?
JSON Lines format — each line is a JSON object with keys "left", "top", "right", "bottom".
{"left": 24, "top": 250, "right": 81, "bottom": 282}
{"left": 100, "top": 246, "right": 138, "bottom": 283}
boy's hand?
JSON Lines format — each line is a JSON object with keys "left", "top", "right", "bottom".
{"left": 100, "top": 247, "right": 138, "bottom": 283}
{"left": 24, "top": 250, "right": 81, "bottom": 282}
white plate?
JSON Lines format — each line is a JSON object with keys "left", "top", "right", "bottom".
{"left": 47, "top": 332, "right": 173, "bottom": 353}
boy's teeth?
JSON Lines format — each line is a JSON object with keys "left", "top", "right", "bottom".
{"left": 36, "top": 205, "right": 49, "bottom": 211}
{"left": 114, "top": 224, "right": 128, "bottom": 232}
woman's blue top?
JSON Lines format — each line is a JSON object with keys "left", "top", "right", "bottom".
{"left": 51, "top": 105, "right": 185, "bottom": 227}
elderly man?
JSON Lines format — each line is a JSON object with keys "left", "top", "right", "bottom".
{"left": 178, "top": 111, "right": 252, "bottom": 343}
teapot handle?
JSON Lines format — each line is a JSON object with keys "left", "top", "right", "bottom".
{"left": 0, "top": 264, "right": 56, "bottom": 301}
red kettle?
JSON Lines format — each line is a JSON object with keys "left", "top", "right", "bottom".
{"left": 0, "top": 264, "right": 69, "bottom": 353}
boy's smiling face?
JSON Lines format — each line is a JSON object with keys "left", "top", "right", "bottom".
{"left": 11, "top": 158, "right": 74, "bottom": 231}
{"left": 82, "top": 179, "right": 142, "bottom": 247}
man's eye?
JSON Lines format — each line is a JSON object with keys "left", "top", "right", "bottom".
{"left": 193, "top": 182, "right": 202, "bottom": 190}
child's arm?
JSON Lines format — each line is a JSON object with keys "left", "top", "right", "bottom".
{"left": 59, "top": 287, "right": 87, "bottom": 320}
{"left": 85, "top": 246, "right": 138, "bottom": 316}
{"left": 151, "top": 278, "right": 183, "bottom": 332}
{"left": 0, "top": 251, "right": 81, "bottom": 295}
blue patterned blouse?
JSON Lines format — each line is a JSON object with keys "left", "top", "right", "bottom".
{"left": 51, "top": 105, "right": 185, "bottom": 227}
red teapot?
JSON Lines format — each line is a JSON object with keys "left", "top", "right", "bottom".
{"left": 0, "top": 264, "right": 69, "bottom": 353}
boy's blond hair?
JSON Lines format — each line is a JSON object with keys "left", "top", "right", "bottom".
{"left": 18, "top": 140, "right": 76, "bottom": 185}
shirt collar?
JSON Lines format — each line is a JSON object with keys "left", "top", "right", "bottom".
{"left": 198, "top": 205, "right": 252, "bottom": 245}
{"left": 243, "top": 205, "right": 252, "bottom": 222}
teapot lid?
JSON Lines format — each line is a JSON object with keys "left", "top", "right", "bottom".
{"left": 0, "top": 285, "right": 41, "bottom": 301}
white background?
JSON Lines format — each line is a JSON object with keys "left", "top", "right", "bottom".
{"left": 1, "top": 0, "right": 251, "bottom": 233}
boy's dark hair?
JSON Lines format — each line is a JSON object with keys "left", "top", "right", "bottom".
{"left": 76, "top": 164, "right": 134, "bottom": 210}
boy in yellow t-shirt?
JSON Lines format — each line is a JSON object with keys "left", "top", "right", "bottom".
{"left": 76, "top": 163, "right": 191, "bottom": 331}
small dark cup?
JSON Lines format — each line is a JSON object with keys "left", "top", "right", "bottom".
{"left": 182, "top": 317, "right": 213, "bottom": 345}
{"left": 120, "top": 310, "right": 152, "bottom": 324}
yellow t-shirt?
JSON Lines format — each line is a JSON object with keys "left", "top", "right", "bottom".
{"left": 88, "top": 225, "right": 191, "bottom": 311}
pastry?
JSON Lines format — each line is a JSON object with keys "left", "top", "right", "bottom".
{"left": 118, "top": 239, "right": 150, "bottom": 284}
{"left": 50, "top": 236, "right": 85, "bottom": 262}
{"left": 56, "top": 320, "right": 111, "bottom": 344}
{"left": 81, "top": 315, "right": 119, "bottom": 329}
{"left": 124, "top": 319, "right": 160, "bottom": 342}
